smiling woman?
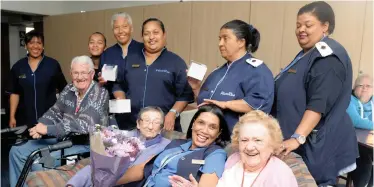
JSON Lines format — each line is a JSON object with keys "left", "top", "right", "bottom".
{"left": 217, "top": 110, "right": 297, "bottom": 187}
{"left": 7, "top": 30, "right": 67, "bottom": 129}
{"left": 271, "top": 1, "right": 359, "bottom": 185}
{"left": 117, "top": 18, "right": 194, "bottom": 131}
{"left": 87, "top": 32, "right": 106, "bottom": 81}
{"left": 114, "top": 104, "right": 231, "bottom": 187}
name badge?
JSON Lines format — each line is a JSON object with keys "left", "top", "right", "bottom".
{"left": 287, "top": 69, "right": 297, "bottom": 74}
{"left": 132, "top": 64, "right": 140, "bottom": 68}
{"left": 18, "top": 74, "right": 26, "bottom": 79}
{"left": 191, "top": 159, "right": 205, "bottom": 165}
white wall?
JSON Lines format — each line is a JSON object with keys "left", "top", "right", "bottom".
{"left": 9, "top": 26, "right": 27, "bottom": 68}
{"left": 1, "top": 1, "right": 176, "bottom": 16}
{"left": 1, "top": 1, "right": 65, "bottom": 15}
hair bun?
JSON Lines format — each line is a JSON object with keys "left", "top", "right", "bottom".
{"left": 248, "top": 24, "right": 255, "bottom": 32}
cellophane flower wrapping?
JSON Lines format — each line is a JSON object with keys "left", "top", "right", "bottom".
{"left": 89, "top": 125, "right": 145, "bottom": 187}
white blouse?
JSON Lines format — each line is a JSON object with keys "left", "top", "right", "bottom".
{"left": 216, "top": 161, "right": 259, "bottom": 187}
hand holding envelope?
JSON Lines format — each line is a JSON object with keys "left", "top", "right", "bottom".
{"left": 101, "top": 64, "right": 118, "bottom": 82}
{"left": 187, "top": 61, "right": 207, "bottom": 81}
{"left": 187, "top": 61, "right": 207, "bottom": 91}
{"left": 109, "top": 99, "right": 131, "bottom": 113}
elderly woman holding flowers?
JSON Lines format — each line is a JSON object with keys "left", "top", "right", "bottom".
{"left": 115, "top": 104, "right": 231, "bottom": 187}
{"left": 66, "top": 106, "right": 171, "bottom": 187}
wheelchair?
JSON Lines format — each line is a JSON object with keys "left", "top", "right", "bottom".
{"left": 3, "top": 116, "right": 118, "bottom": 187}
{"left": 1, "top": 125, "right": 90, "bottom": 187}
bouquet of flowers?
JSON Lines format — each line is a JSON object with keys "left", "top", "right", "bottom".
{"left": 90, "top": 124, "right": 145, "bottom": 187}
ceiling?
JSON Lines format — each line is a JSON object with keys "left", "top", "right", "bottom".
{"left": 1, "top": 1, "right": 177, "bottom": 16}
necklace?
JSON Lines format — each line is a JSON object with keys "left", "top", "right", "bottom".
{"left": 241, "top": 157, "right": 271, "bottom": 187}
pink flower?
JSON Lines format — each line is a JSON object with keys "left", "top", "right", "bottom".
{"left": 97, "top": 127, "right": 145, "bottom": 159}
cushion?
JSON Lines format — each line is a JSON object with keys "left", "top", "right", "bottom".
{"left": 26, "top": 131, "right": 317, "bottom": 187}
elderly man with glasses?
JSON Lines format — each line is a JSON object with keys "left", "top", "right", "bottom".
{"left": 9, "top": 55, "right": 109, "bottom": 186}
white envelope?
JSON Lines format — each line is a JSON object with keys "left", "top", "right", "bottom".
{"left": 187, "top": 61, "right": 207, "bottom": 81}
{"left": 109, "top": 99, "right": 131, "bottom": 113}
{"left": 101, "top": 64, "right": 118, "bottom": 82}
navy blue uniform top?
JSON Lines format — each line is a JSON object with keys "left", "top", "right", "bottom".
{"left": 122, "top": 48, "right": 194, "bottom": 126}
{"left": 7, "top": 56, "right": 67, "bottom": 126}
{"left": 145, "top": 140, "right": 226, "bottom": 187}
{"left": 197, "top": 53, "right": 274, "bottom": 132}
{"left": 271, "top": 37, "right": 359, "bottom": 185}
{"left": 99, "top": 39, "right": 144, "bottom": 95}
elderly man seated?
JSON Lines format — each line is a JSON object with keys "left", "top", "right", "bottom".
{"left": 9, "top": 55, "right": 109, "bottom": 187}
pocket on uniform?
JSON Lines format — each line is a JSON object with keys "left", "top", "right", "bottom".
{"left": 308, "top": 128, "right": 325, "bottom": 148}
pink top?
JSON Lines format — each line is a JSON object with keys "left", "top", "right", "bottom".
{"left": 218, "top": 152, "right": 298, "bottom": 187}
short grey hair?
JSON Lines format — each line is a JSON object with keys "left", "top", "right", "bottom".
{"left": 70, "top": 55, "right": 94, "bottom": 72}
{"left": 137, "top": 106, "right": 165, "bottom": 126}
{"left": 111, "top": 12, "right": 133, "bottom": 28}
{"left": 354, "top": 74, "right": 373, "bottom": 88}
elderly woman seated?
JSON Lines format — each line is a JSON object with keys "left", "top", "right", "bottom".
{"left": 66, "top": 106, "right": 171, "bottom": 187}
{"left": 347, "top": 74, "right": 373, "bottom": 187}
{"left": 9, "top": 55, "right": 109, "bottom": 187}
{"left": 170, "top": 110, "right": 297, "bottom": 187}
{"left": 347, "top": 74, "right": 373, "bottom": 130}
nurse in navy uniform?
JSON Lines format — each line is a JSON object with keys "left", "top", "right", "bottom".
{"left": 7, "top": 30, "right": 67, "bottom": 128}
{"left": 98, "top": 12, "right": 144, "bottom": 95}
{"left": 188, "top": 20, "right": 274, "bottom": 132}
{"left": 272, "top": 1, "right": 359, "bottom": 186}
{"left": 114, "top": 18, "right": 194, "bottom": 131}
{"left": 97, "top": 12, "right": 143, "bottom": 129}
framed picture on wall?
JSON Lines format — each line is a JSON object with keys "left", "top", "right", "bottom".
{"left": 20, "top": 39, "right": 25, "bottom": 47}
{"left": 19, "top": 31, "right": 26, "bottom": 39}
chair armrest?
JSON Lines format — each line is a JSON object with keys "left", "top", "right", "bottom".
{"left": 281, "top": 153, "right": 317, "bottom": 187}
{"left": 26, "top": 158, "right": 90, "bottom": 187}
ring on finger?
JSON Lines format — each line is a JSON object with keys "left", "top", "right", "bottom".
{"left": 281, "top": 144, "right": 285, "bottom": 149}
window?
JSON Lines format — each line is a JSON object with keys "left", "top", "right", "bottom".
{"left": 26, "top": 27, "right": 34, "bottom": 33}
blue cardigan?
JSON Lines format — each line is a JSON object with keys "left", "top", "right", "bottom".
{"left": 346, "top": 95, "right": 373, "bottom": 130}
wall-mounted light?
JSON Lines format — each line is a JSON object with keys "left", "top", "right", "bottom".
{"left": 80, "top": 10, "right": 86, "bottom": 13}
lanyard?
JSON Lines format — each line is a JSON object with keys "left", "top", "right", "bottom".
{"left": 74, "top": 82, "right": 94, "bottom": 114}
{"left": 357, "top": 100, "right": 374, "bottom": 122}
{"left": 274, "top": 49, "right": 311, "bottom": 81}
{"left": 143, "top": 150, "right": 184, "bottom": 187}
{"left": 275, "top": 36, "right": 328, "bottom": 82}
{"left": 241, "top": 156, "right": 270, "bottom": 187}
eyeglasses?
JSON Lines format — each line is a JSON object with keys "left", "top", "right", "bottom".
{"left": 357, "top": 84, "right": 373, "bottom": 89}
{"left": 72, "top": 71, "right": 92, "bottom": 78}
{"left": 140, "top": 118, "right": 162, "bottom": 126}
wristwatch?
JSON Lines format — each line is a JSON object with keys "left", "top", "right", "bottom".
{"left": 291, "top": 133, "right": 306, "bottom": 145}
{"left": 169, "top": 109, "right": 180, "bottom": 118}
